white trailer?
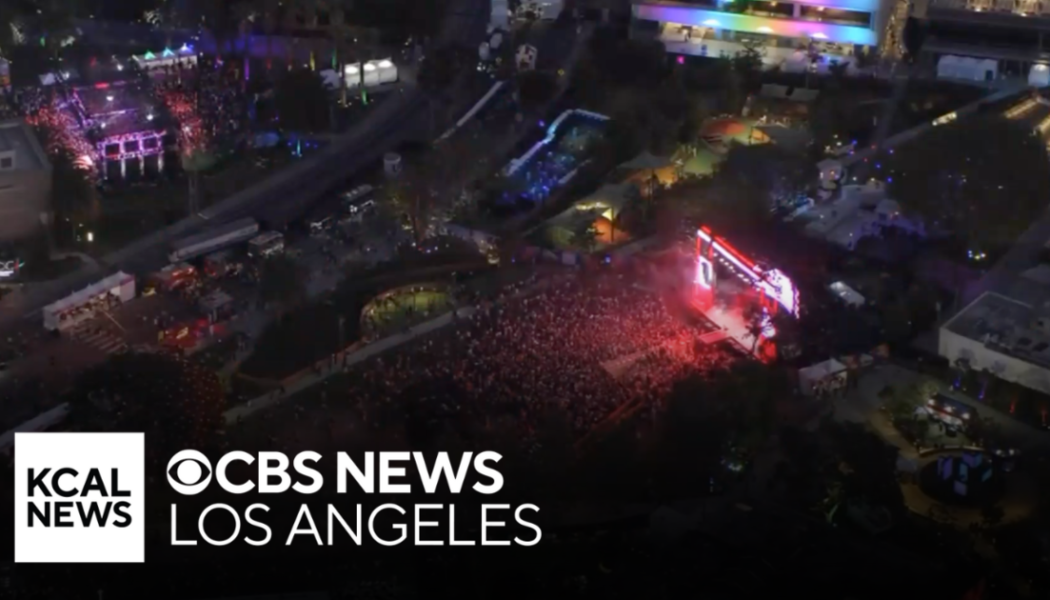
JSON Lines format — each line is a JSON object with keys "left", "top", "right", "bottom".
{"left": 169, "top": 218, "right": 259, "bottom": 263}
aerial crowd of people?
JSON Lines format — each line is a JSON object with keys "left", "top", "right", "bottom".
{"left": 261, "top": 273, "right": 746, "bottom": 451}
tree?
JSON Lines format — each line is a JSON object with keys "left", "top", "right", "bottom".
{"left": 49, "top": 148, "right": 100, "bottom": 246}
{"left": 177, "top": 0, "right": 239, "bottom": 59}
{"left": 259, "top": 254, "right": 307, "bottom": 308}
{"left": 384, "top": 155, "right": 445, "bottom": 244}
{"left": 418, "top": 45, "right": 459, "bottom": 92}
{"left": 706, "top": 142, "right": 814, "bottom": 225}
{"left": 889, "top": 114, "right": 1050, "bottom": 252}
{"left": 66, "top": 353, "right": 225, "bottom": 463}
{"left": 515, "top": 70, "right": 557, "bottom": 114}
{"left": 649, "top": 374, "right": 731, "bottom": 498}
{"left": 274, "top": 68, "right": 330, "bottom": 132}
{"left": 569, "top": 219, "right": 600, "bottom": 252}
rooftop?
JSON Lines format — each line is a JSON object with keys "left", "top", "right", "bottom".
{"left": 0, "top": 120, "right": 51, "bottom": 172}
{"left": 943, "top": 291, "right": 1050, "bottom": 369}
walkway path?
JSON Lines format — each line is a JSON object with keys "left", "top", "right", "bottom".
{"left": 223, "top": 268, "right": 580, "bottom": 424}
{"left": 224, "top": 306, "right": 476, "bottom": 423}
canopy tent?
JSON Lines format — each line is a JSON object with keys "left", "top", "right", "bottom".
{"left": 43, "top": 271, "right": 135, "bottom": 331}
{"left": 798, "top": 358, "right": 848, "bottom": 397}
{"left": 573, "top": 183, "right": 640, "bottom": 222}
{"left": 829, "top": 281, "right": 865, "bottom": 307}
{"left": 132, "top": 48, "right": 197, "bottom": 72}
{"left": 344, "top": 59, "right": 398, "bottom": 89}
{"left": 1030, "top": 64, "right": 1050, "bottom": 88}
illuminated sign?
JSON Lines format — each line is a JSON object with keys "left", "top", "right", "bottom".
{"left": 0, "top": 259, "right": 24, "bottom": 277}
{"left": 697, "top": 228, "right": 799, "bottom": 317}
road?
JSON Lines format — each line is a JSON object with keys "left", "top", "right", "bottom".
{"left": 0, "top": 0, "right": 490, "bottom": 330}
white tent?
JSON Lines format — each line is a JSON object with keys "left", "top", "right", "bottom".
{"left": 491, "top": 0, "right": 509, "bottom": 29}
{"left": 936, "top": 55, "right": 961, "bottom": 79}
{"left": 798, "top": 358, "right": 848, "bottom": 397}
{"left": 43, "top": 271, "right": 136, "bottom": 331}
{"left": 344, "top": 59, "right": 398, "bottom": 89}
{"left": 937, "top": 55, "right": 997, "bottom": 82}
{"left": 829, "top": 281, "right": 865, "bottom": 307}
{"left": 132, "top": 50, "right": 197, "bottom": 72}
{"left": 1031, "top": 64, "right": 1050, "bottom": 88}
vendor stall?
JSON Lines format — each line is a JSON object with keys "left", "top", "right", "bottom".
{"left": 43, "top": 272, "right": 135, "bottom": 332}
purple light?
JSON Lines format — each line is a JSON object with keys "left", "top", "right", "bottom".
{"left": 677, "top": 56, "right": 685, "bottom": 65}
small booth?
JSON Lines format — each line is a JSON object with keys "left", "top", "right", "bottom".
{"left": 798, "top": 358, "right": 848, "bottom": 397}
{"left": 43, "top": 272, "right": 136, "bottom": 332}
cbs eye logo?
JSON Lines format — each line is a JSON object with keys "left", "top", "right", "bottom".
{"left": 166, "top": 450, "right": 212, "bottom": 495}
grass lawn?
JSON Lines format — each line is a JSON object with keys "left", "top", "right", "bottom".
{"left": 362, "top": 287, "right": 454, "bottom": 335}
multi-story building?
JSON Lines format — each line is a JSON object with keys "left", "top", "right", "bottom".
{"left": 630, "top": 0, "right": 897, "bottom": 68}
{"left": 0, "top": 120, "right": 51, "bottom": 247}
{"left": 919, "top": 0, "right": 1050, "bottom": 81}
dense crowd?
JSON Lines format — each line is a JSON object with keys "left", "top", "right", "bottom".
{"left": 155, "top": 58, "right": 247, "bottom": 155}
{"left": 333, "top": 274, "right": 743, "bottom": 440}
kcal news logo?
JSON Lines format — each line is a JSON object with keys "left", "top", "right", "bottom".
{"left": 14, "top": 433, "right": 145, "bottom": 563}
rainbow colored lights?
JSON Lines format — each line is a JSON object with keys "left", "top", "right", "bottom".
{"left": 633, "top": 5, "right": 878, "bottom": 46}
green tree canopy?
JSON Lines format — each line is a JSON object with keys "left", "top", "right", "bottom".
{"left": 706, "top": 142, "right": 814, "bottom": 223}
{"left": 888, "top": 114, "right": 1050, "bottom": 251}
{"left": 66, "top": 353, "right": 225, "bottom": 462}
{"left": 515, "top": 70, "right": 557, "bottom": 114}
{"left": 274, "top": 68, "right": 330, "bottom": 133}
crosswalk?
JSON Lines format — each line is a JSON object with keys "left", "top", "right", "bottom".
{"left": 70, "top": 327, "right": 128, "bottom": 355}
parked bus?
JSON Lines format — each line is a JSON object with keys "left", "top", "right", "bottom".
{"left": 342, "top": 184, "right": 376, "bottom": 213}
{"left": 248, "top": 231, "right": 285, "bottom": 258}
{"left": 169, "top": 218, "right": 258, "bottom": 263}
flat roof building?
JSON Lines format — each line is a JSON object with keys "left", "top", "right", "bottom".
{"left": 0, "top": 120, "right": 52, "bottom": 245}
{"left": 917, "top": 0, "right": 1050, "bottom": 82}
{"left": 630, "top": 0, "right": 897, "bottom": 68}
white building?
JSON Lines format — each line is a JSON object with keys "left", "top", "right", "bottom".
{"left": 940, "top": 290, "right": 1050, "bottom": 395}
{"left": 631, "top": 0, "right": 895, "bottom": 69}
